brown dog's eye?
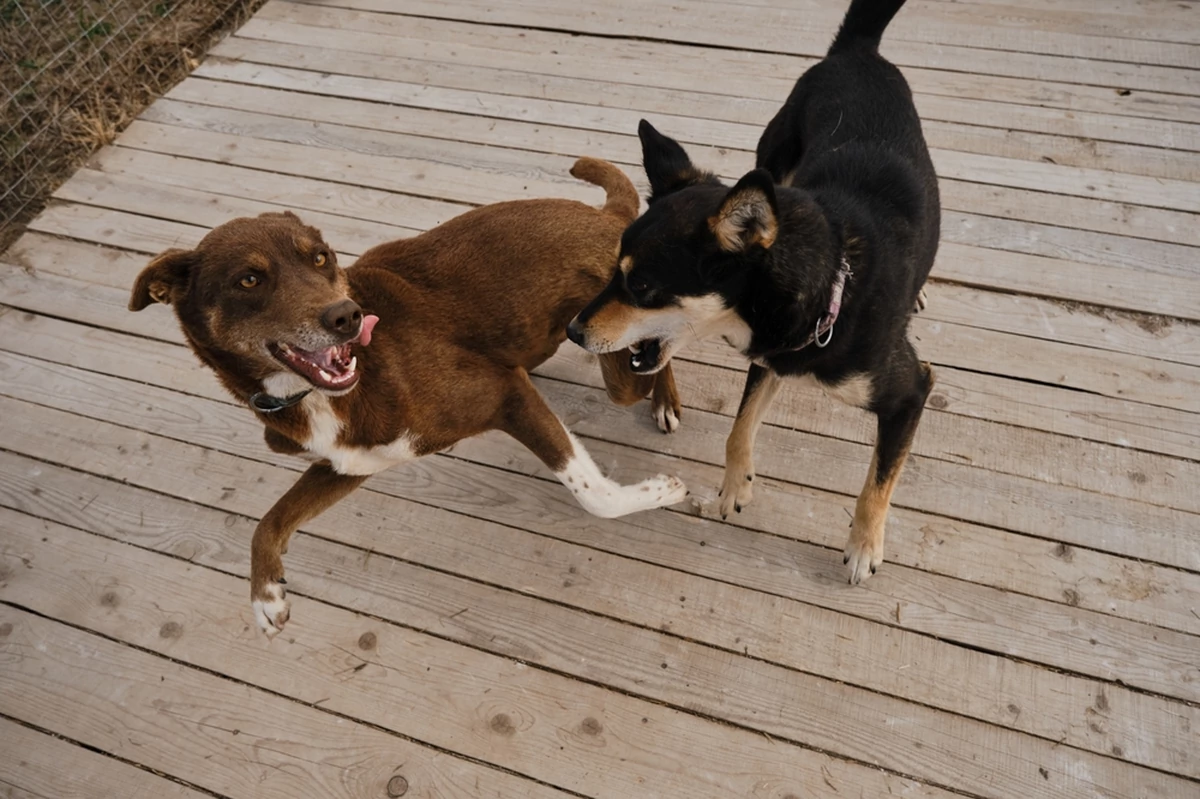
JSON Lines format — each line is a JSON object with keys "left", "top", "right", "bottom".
{"left": 314, "top": 252, "right": 327, "bottom": 267}
{"left": 239, "top": 274, "right": 261, "bottom": 289}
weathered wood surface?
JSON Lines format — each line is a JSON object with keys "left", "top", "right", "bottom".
{"left": 2, "top": 0, "right": 1197, "bottom": 797}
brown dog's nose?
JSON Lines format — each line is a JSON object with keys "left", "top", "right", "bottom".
{"left": 321, "top": 299, "right": 363, "bottom": 335}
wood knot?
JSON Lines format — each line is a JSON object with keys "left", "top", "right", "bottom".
{"left": 358, "top": 632, "right": 377, "bottom": 651}
{"left": 927, "top": 393, "right": 949, "bottom": 410}
{"left": 100, "top": 591, "right": 119, "bottom": 608}
{"left": 0, "top": 622, "right": 12, "bottom": 637}
{"left": 159, "top": 621, "right": 182, "bottom": 639}
{"left": 489, "top": 713, "right": 515, "bottom": 736}
{"left": 1051, "top": 543, "right": 1074, "bottom": 562}
{"left": 580, "top": 716, "right": 603, "bottom": 736}
{"left": 386, "top": 775, "right": 409, "bottom": 797}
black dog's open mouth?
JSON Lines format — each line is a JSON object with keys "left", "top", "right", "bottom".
{"left": 271, "top": 341, "right": 360, "bottom": 390}
{"left": 629, "top": 339, "right": 662, "bottom": 373}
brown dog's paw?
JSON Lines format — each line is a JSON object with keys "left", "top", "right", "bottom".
{"left": 252, "top": 581, "right": 291, "bottom": 637}
{"left": 653, "top": 402, "right": 680, "bottom": 433}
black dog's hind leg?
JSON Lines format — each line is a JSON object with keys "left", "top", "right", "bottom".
{"left": 845, "top": 346, "right": 934, "bottom": 584}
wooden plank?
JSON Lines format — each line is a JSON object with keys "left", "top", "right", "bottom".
{"left": 9, "top": 254, "right": 1198, "bottom": 467}
{"left": 3, "top": 489, "right": 1192, "bottom": 797}
{"left": 52, "top": 169, "right": 414, "bottom": 257}
{"left": 0, "top": 610, "right": 568, "bottom": 799}
{"left": 283, "top": 0, "right": 1200, "bottom": 94}
{"left": 1, "top": 402, "right": 1197, "bottom": 782}
{"left": 0, "top": 519, "right": 954, "bottom": 799}
{"left": 940, "top": 211, "right": 1199, "bottom": 281}
{"left": 3, "top": 364, "right": 1199, "bottom": 711}
{"left": 683, "top": 0, "right": 1200, "bottom": 50}
{"left": 252, "top": 2, "right": 1200, "bottom": 126}
{"left": 0, "top": 717, "right": 216, "bottom": 799}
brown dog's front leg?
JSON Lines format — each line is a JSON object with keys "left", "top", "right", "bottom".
{"left": 501, "top": 370, "right": 687, "bottom": 517}
{"left": 251, "top": 462, "right": 367, "bottom": 635}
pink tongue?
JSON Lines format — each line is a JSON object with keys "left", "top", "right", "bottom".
{"left": 357, "top": 314, "right": 379, "bottom": 347}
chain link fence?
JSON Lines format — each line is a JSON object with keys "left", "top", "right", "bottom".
{"left": 0, "top": 0, "right": 265, "bottom": 251}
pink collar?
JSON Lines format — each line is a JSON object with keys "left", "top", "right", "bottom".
{"left": 779, "top": 256, "right": 852, "bottom": 353}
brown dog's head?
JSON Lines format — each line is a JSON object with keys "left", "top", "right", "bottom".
{"left": 130, "top": 211, "right": 378, "bottom": 399}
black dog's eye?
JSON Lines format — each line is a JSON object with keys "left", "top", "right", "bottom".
{"left": 627, "top": 274, "right": 650, "bottom": 295}
{"left": 238, "top": 274, "right": 261, "bottom": 289}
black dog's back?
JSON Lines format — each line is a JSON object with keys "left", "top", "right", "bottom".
{"left": 756, "top": 0, "right": 938, "bottom": 296}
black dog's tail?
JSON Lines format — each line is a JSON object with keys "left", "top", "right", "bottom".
{"left": 829, "top": 0, "right": 907, "bottom": 54}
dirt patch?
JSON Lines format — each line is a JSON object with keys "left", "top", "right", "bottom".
{"left": 0, "top": 0, "right": 267, "bottom": 252}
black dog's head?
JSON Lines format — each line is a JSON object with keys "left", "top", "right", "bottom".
{"left": 567, "top": 120, "right": 783, "bottom": 374}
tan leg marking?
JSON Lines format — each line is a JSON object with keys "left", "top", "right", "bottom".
{"left": 718, "top": 367, "right": 783, "bottom": 519}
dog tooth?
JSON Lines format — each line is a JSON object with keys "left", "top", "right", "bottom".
{"left": 348, "top": 356, "right": 357, "bottom": 372}
{"left": 318, "top": 369, "right": 332, "bottom": 382}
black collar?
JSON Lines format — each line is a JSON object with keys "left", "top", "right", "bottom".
{"left": 248, "top": 389, "right": 311, "bottom": 413}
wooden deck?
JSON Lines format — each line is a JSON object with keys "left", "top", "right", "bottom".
{"left": 2, "top": 0, "right": 1198, "bottom": 796}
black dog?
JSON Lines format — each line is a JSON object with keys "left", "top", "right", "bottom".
{"left": 567, "top": 0, "right": 938, "bottom": 584}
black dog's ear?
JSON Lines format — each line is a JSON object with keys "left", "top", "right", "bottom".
{"left": 638, "top": 119, "right": 719, "bottom": 202}
{"left": 129, "top": 248, "right": 198, "bottom": 311}
{"left": 708, "top": 169, "right": 779, "bottom": 253}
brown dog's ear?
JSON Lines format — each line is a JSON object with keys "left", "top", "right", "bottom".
{"left": 709, "top": 169, "right": 779, "bottom": 253}
{"left": 129, "top": 248, "right": 197, "bottom": 311}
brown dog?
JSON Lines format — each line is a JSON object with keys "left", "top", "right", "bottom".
{"left": 129, "top": 158, "right": 687, "bottom": 635}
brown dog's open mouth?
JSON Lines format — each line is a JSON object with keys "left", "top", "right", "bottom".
{"left": 629, "top": 338, "right": 663, "bottom": 373}
{"left": 270, "top": 315, "right": 378, "bottom": 391}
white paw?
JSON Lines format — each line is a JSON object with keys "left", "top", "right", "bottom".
{"left": 717, "top": 467, "right": 754, "bottom": 519}
{"left": 914, "top": 287, "right": 928, "bottom": 314}
{"left": 653, "top": 403, "right": 680, "bottom": 434}
{"left": 252, "top": 582, "right": 290, "bottom": 636}
{"left": 843, "top": 534, "right": 883, "bottom": 585}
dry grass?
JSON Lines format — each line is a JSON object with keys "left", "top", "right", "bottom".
{"left": 0, "top": 0, "right": 267, "bottom": 252}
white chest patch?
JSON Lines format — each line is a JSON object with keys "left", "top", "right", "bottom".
{"left": 261, "top": 372, "right": 418, "bottom": 477}
{"left": 796, "top": 372, "right": 874, "bottom": 409}
{"left": 301, "top": 394, "right": 418, "bottom": 476}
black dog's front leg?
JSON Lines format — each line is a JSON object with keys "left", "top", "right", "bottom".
{"left": 845, "top": 359, "right": 934, "bottom": 584}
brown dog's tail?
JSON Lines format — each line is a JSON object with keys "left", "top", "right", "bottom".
{"left": 570, "top": 157, "right": 640, "bottom": 224}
